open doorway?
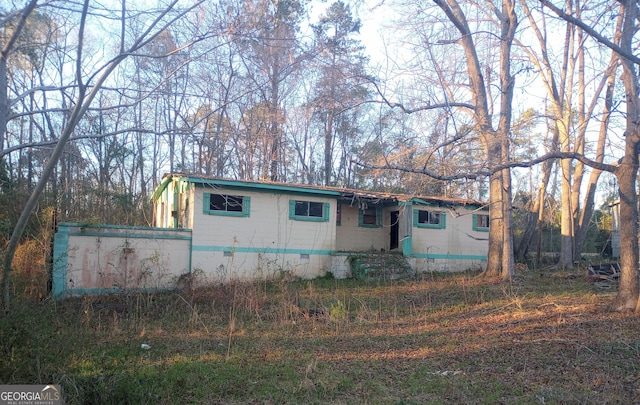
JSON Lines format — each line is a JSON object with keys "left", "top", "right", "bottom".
{"left": 390, "top": 210, "right": 399, "bottom": 250}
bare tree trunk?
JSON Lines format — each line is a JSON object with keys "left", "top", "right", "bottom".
{"left": 535, "top": 0, "right": 638, "bottom": 311}
{"left": 570, "top": 18, "right": 586, "bottom": 263}
{"left": 323, "top": 110, "right": 335, "bottom": 186}
{"left": 3, "top": 0, "right": 92, "bottom": 310}
{"left": 558, "top": 147, "right": 574, "bottom": 268}
{"left": 1, "top": 0, "right": 197, "bottom": 310}
{"left": 615, "top": 143, "right": 639, "bottom": 310}
{"left": 574, "top": 64, "right": 616, "bottom": 259}
{"left": 269, "top": 70, "right": 280, "bottom": 182}
{"left": 433, "top": 0, "right": 517, "bottom": 279}
{"left": 499, "top": 0, "right": 517, "bottom": 280}
{"left": 614, "top": 0, "right": 640, "bottom": 311}
{"left": 485, "top": 153, "right": 504, "bottom": 277}
{"left": 516, "top": 155, "right": 554, "bottom": 260}
{"left": 574, "top": 27, "right": 620, "bottom": 261}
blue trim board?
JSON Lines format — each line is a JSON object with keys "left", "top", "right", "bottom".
{"left": 185, "top": 176, "right": 342, "bottom": 197}
{"left": 56, "top": 222, "right": 193, "bottom": 241}
{"left": 402, "top": 237, "right": 413, "bottom": 256}
{"left": 57, "top": 287, "right": 169, "bottom": 299}
{"left": 192, "top": 245, "right": 333, "bottom": 255}
{"left": 58, "top": 222, "right": 193, "bottom": 233}
{"left": 64, "top": 231, "right": 193, "bottom": 240}
{"left": 52, "top": 224, "right": 70, "bottom": 299}
{"left": 194, "top": 245, "right": 485, "bottom": 260}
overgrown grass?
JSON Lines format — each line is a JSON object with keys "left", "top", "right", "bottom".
{"left": 2, "top": 269, "right": 639, "bottom": 404}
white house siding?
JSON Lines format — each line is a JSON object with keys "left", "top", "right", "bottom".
{"left": 190, "top": 188, "right": 336, "bottom": 281}
{"left": 52, "top": 223, "right": 192, "bottom": 298}
{"left": 335, "top": 204, "right": 388, "bottom": 252}
{"left": 411, "top": 208, "right": 488, "bottom": 272}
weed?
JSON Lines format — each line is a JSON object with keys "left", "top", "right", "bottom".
{"left": 2, "top": 270, "right": 639, "bottom": 404}
{"left": 329, "top": 299, "right": 347, "bottom": 333}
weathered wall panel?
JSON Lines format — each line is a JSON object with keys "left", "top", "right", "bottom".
{"left": 335, "top": 204, "right": 388, "bottom": 252}
{"left": 411, "top": 208, "right": 488, "bottom": 272}
{"left": 53, "top": 224, "right": 192, "bottom": 298}
{"left": 190, "top": 188, "right": 335, "bottom": 281}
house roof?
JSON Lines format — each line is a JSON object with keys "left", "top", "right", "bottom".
{"left": 152, "top": 173, "right": 487, "bottom": 208}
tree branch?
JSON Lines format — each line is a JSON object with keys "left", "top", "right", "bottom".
{"left": 538, "top": 0, "right": 640, "bottom": 65}
{"left": 354, "top": 151, "right": 618, "bottom": 181}
{"left": 367, "top": 78, "right": 474, "bottom": 114}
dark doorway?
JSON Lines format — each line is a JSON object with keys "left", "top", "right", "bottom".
{"left": 390, "top": 210, "right": 399, "bottom": 250}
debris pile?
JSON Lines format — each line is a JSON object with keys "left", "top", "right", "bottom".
{"left": 587, "top": 263, "right": 620, "bottom": 283}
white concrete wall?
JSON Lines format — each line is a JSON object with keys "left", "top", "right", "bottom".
{"left": 335, "top": 204, "right": 388, "bottom": 252}
{"left": 190, "top": 188, "right": 336, "bottom": 281}
{"left": 53, "top": 224, "right": 192, "bottom": 298}
{"left": 330, "top": 254, "right": 352, "bottom": 278}
{"left": 411, "top": 207, "right": 488, "bottom": 272}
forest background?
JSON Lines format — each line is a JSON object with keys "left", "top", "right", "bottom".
{"left": 0, "top": 0, "right": 632, "bottom": 305}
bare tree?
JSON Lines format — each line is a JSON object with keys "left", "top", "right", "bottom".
{"left": 539, "top": 0, "right": 639, "bottom": 311}
{"left": 516, "top": 0, "right": 619, "bottom": 267}
{"left": 1, "top": 0, "right": 203, "bottom": 310}
{"left": 377, "top": 0, "right": 518, "bottom": 279}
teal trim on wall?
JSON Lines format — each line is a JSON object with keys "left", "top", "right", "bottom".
{"left": 472, "top": 213, "right": 490, "bottom": 232}
{"left": 185, "top": 176, "right": 341, "bottom": 197}
{"left": 52, "top": 224, "right": 70, "bottom": 299}
{"left": 203, "top": 193, "right": 251, "bottom": 217}
{"left": 358, "top": 206, "right": 382, "bottom": 228}
{"left": 192, "top": 245, "right": 333, "bottom": 255}
{"left": 58, "top": 287, "right": 168, "bottom": 298}
{"left": 203, "top": 193, "right": 210, "bottom": 215}
{"left": 411, "top": 198, "right": 439, "bottom": 207}
{"left": 58, "top": 222, "right": 193, "bottom": 233}
{"left": 413, "top": 253, "right": 488, "bottom": 261}
{"left": 398, "top": 201, "right": 413, "bottom": 255}
{"left": 402, "top": 237, "right": 413, "bottom": 256}
{"left": 288, "top": 199, "right": 296, "bottom": 220}
{"left": 413, "top": 209, "right": 446, "bottom": 229}
{"left": 64, "top": 230, "right": 193, "bottom": 240}
{"left": 288, "top": 199, "right": 330, "bottom": 222}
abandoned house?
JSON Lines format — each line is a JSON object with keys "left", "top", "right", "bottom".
{"left": 52, "top": 174, "right": 489, "bottom": 298}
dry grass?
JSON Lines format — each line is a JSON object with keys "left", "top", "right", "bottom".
{"left": 2, "top": 268, "right": 639, "bottom": 404}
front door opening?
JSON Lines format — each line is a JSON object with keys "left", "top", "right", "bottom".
{"left": 390, "top": 210, "right": 399, "bottom": 250}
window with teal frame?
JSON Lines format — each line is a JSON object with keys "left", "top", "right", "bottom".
{"left": 203, "top": 193, "right": 250, "bottom": 217}
{"left": 413, "top": 209, "right": 446, "bottom": 229}
{"left": 473, "top": 213, "right": 489, "bottom": 232}
{"left": 359, "top": 206, "right": 382, "bottom": 228}
{"left": 289, "top": 200, "right": 330, "bottom": 222}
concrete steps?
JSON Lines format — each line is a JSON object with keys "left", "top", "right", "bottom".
{"left": 349, "top": 253, "right": 414, "bottom": 280}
